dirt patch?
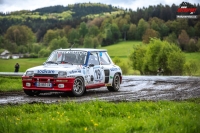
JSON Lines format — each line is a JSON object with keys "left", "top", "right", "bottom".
{"left": 0, "top": 76, "right": 200, "bottom": 105}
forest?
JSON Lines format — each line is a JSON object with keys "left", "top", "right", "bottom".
{"left": 0, "top": 2, "right": 200, "bottom": 56}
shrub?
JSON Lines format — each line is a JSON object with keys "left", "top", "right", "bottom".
{"left": 113, "top": 56, "right": 121, "bottom": 65}
{"left": 129, "top": 39, "right": 185, "bottom": 75}
{"left": 29, "top": 53, "right": 38, "bottom": 58}
{"left": 119, "top": 62, "right": 129, "bottom": 75}
{"left": 184, "top": 60, "right": 199, "bottom": 76}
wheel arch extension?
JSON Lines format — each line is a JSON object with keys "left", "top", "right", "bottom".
{"left": 75, "top": 76, "right": 85, "bottom": 84}
{"left": 115, "top": 72, "right": 122, "bottom": 84}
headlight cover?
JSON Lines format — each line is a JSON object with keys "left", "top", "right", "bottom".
{"left": 58, "top": 71, "right": 67, "bottom": 78}
{"left": 25, "top": 71, "right": 34, "bottom": 77}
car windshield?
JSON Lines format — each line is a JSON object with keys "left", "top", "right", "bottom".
{"left": 46, "top": 50, "right": 87, "bottom": 65}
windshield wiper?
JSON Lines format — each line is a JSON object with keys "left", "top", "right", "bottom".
{"left": 45, "top": 61, "right": 58, "bottom": 64}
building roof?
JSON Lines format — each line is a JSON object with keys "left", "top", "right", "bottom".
{"left": 0, "top": 50, "right": 10, "bottom": 56}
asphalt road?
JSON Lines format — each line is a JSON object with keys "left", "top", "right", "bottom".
{"left": 0, "top": 76, "right": 200, "bottom": 105}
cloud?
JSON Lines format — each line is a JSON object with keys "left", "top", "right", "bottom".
{"left": 0, "top": 0, "right": 199, "bottom": 13}
{"left": 0, "top": 0, "right": 4, "bottom": 4}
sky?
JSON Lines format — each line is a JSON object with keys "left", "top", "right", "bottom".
{"left": 0, "top": 0, "right": 199, "bottom": 13}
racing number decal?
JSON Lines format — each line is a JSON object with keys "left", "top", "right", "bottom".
{"left": 95, "top": 69, "right": 101, "bottom": 79}
{"left": 94, "top": 68, "right": 102, "bottom": 81}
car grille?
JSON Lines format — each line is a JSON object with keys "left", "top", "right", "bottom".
{"left": 34, "top": 74, "right": 58, "bottom": 78}
{"left": 104, "top": 69, "right": 109, "bottom": 83}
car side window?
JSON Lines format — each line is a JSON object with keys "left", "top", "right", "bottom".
{"left": 99, "top": 52, "right": 111, "bottom": 65}
{"left": 88, "top": 53, "right": 99, "bottom": 65}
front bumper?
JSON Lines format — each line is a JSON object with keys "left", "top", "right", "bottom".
{"left": 22, "top": 76, "right": 75, "bottom": 92}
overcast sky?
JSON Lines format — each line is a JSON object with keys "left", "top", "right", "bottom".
{"left": 0, "top": 0, "right": 199, "bottom": 13}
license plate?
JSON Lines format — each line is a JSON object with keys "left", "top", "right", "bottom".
{"left": 36, "top": 83, "right": 52, "bottom": 87}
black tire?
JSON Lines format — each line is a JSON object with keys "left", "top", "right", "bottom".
{"left": 72, "top": 77, "right": 85, "bottom": 97}
{"left": 107, "top": 73, "right": 120, "bottom": 92}
{"left": 24, "top": 90, "right": 40, "bottom": 96}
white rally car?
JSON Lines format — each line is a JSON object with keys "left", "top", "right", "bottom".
{"left": 22, "top": 48, "right": 122, "bottom": 96}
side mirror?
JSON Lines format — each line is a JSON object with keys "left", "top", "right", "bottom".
{"left": 89, "top": 64, "right": 94, "bottom": 67}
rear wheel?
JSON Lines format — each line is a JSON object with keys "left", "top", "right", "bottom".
{"left": 72, "top": 77, "right": 85, "bottom": 97}
{"left": 107, "top": 73, "right": 120, "bottom": 92}
{"left": 24, "top": 90, "right": 40, "bottom": 96}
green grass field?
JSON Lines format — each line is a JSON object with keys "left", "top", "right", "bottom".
{"left": 102, "top": 41, "right": 142, "bottom": 57}
{"left": 0, "top": 100, "right": 200, "bottom": 133}
{"left": 0, "top": 58, "right": 47, "bottom": 72}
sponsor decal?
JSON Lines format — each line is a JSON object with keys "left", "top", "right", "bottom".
{"left": 69, "top": 70, "right": 81, "bottom": 74}
{"left": 66, "top": 51, "right": 87, "bottom": 55}
{"left": 110, "top": 76, "right": 113, "bottom": 79}
{"left": 37, "top": 70, "right": 55, "bottom": 74}
{"left": 99, "top": 52, "right": 102, "bottom": 57}
{"left": 94, "top": 68, "right": 103, "bottom": 81}
{"left": 83, "top": 69, "right": 86, "bottom": 74}
{"left": 110, "top": 67, "right": 119, "bottom": 71}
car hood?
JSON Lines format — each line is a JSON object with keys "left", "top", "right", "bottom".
{"left": 25, "top": 64, "right": 83, "bottom": 74}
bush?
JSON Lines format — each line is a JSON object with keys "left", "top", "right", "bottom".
{"left": 167, "top": 51, "right": 185, "bottom": 75}
{"left": 129, "top": 39, "right": 185, "bottom": 75}
{"left": 184, "top": 60, "right": 199, "bottom": 76}
{"left": 119, "top": 63, "right": 129, "bottom": 75}
{"left": 38, "top": 48, "right": 51, "bottom": 57}
{"left": 113, "top": 56, "right": 121, "bottom": 65}
{"left": 29, "top": 53, "right": 38, "bottom": 58}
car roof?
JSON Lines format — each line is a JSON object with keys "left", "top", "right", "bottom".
{"left": 55, "top": 48, "right": 107, "bottom": 52}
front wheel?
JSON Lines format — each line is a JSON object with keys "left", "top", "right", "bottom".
{"left": 24, "top": 90, "right": 40, "bottom": 96}
{"left": 72, "top": 77, "right": 85, "bottom": 97}
{"left": 107, "top": 73, "right": 120, "bottom": 92}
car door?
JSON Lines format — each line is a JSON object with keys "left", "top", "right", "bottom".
{"left": 86, "top": 52, "right": 104, "bottom": 85}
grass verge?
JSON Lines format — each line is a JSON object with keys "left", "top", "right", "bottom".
{"left": 0, "top": 100, "right": 200, "bottom": 133}
{"left": 0, "top": 77, "right": 22, "bottom": 92}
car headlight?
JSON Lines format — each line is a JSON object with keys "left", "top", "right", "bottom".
{"left": 25, "top": 71, "right": 34, "bottom": 77}
{"left": 58, "top": 71, "right": 67, "bottom": 77}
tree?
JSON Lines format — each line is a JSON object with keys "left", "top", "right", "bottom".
{"left": 122, "top": 24, "right": 130, "bottom": 41}
{"left": 4, "top": 25, "right": 35, "bottom": 46}
{"left": 178, "top": 30, "right": 190, "bottom": 51}
{"left": 43, "top": 29, "right": 59, "bottom": 46}
{"left": 79, "top": 22, "right": 88, "bottom": 38}
{"left": 68, "top": 28, "right": 80, "bottom": 44}
{"left": 186, "top": 38, "right": 198, "bottom": 52}
{"left": 93, "top": 37, "right": 100, "bottom": 48}
{"left": 136, "top": 18, "right": 149, "bottom": 40}
{"left": 142, "top": 29, "right": 159, "bottom": 44}
{"left": 110, "top": 23, "right": 121, "bottom": 42}
{"left": 159, "top": 23, "right": 169, "bottom": 38}
{"left": 127, "top": 24, "right": 137, "bottom": 40}
{"left": 164, "top": 32, "right": 177, "bottom": 44}
{"left": 83, "top": 36, "right": 94, "bottom": 48}
{"left": 49, "top": 37, "right": 69, "bottom": 51}
{"left": 87, "top": 25, "right": 99, "bottom": 37}
{"left": 194, "top": 21, "right": 200, "bottom": 37}
{"left": 101, "top": 24, "right": 113, "bottom": 46}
